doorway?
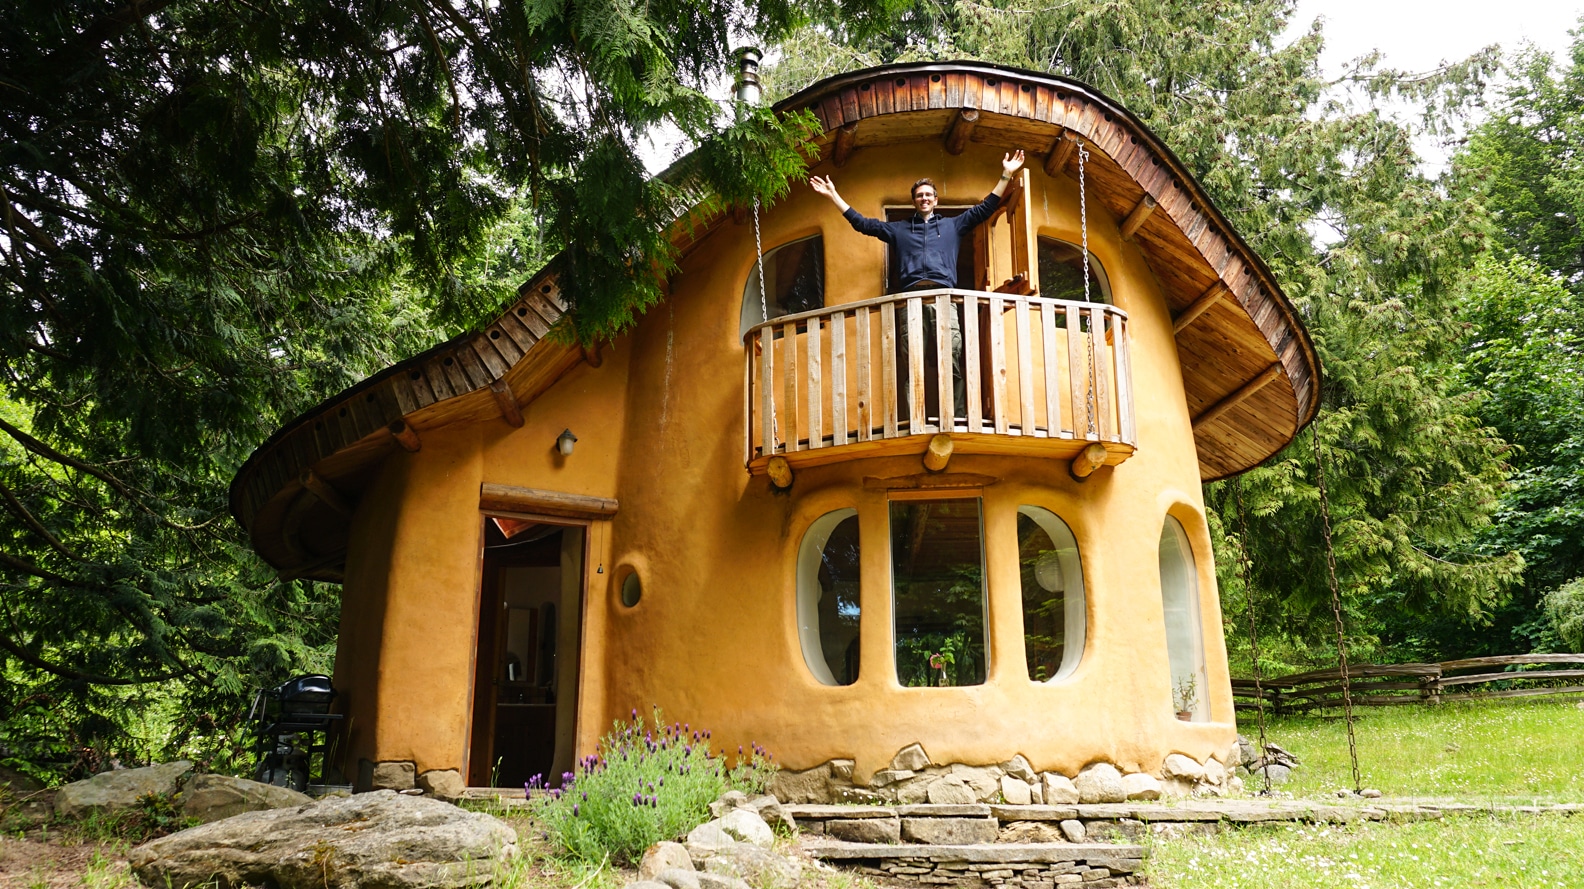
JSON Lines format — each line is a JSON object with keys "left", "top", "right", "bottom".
{"left": 468, "top": 517, "right": 586, "bottom": 788}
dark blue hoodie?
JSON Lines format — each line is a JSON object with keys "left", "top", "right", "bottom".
{"left": 842, "top": 191, "right": 1002, "bottom": 289}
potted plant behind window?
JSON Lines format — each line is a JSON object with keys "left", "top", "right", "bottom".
{"left": 1172, "top": 675, "right": 1198, "bottom": 721}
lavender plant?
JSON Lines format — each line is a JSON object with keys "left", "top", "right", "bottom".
{"left": 529, "top": 709, "right": 777, "bottom": 865}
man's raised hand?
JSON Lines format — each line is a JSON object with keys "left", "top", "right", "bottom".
{"left": 1002, "top": 150, "right": 1026, "bottom": 177}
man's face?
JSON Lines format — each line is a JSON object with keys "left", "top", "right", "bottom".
{"left": 912, "top": 184, "right": 937, "bottom": 215}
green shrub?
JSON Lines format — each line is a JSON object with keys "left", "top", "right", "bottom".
{"left": 530, "top": 709, "right": 777, "bottom": 866}
{"left": 1545, "top": 577, "right": 1584, "bottom": 651}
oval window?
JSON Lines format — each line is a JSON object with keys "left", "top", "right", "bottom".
{"left": 1017, "top": 506, "right": 1086, "bottom": 682}
{"left": 796, "top": 509, "right": 861, "bottom": 686}
{"left": 1159, "top": 516, "right": 1207, "bottom": 721}
{"left": 620, "top": 571, "right": 642, "bottom": 608}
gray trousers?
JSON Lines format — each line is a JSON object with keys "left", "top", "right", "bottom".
{"left": 895, "top": 300, "right": 966, "bottom": 425}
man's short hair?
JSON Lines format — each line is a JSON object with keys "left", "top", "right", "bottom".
{"left": 911, "top": 177, "right": 938, "bottom": 198}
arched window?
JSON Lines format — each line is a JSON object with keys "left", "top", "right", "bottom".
{"left": 797, "top": 508, "right": 860, "bottom": 686}
{"left": 740, "top": 235, "right": 825, "bottom": 339}
{"left": 1159, "top": 516, "right": 1208, "bottom": 721}
{"left": 1037, "top": 237, "right": 1111, "bottom": 304}
{"left": 1017, "top": 506, "right": 1086, "bottom": 682}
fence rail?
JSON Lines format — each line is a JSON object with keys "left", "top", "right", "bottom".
{"left": 743, "top": 289, "right": 1134, "bottom": 468}
{"left": 1232, "top": 654, "right": 1584, "bottom": 713}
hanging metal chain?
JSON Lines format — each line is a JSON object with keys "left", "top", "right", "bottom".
{"left": 1077, "top": 141, "right": 1096, "bottom": 437}
{"left": 1313, "top": 423, "right": 1362, "bottom": 793}
{"left": 1233, "top": 478, "right": 1272, "bottom": 794}
{"left": 752, "top": 196, "right": 778, "bottom": 445}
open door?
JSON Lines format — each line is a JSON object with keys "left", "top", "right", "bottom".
{"left": 468, "top": 518, "right": 586, "bottom": 788}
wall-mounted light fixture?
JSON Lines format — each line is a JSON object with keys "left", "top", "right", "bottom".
{"left": 556, "top": 428, "right": 578, "bottom": 456}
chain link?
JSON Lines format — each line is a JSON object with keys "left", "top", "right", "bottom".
{"left": 1234, "top": 478, "right": 1272, "bottom": 794}
{"left": 752, "top": 196, "right": 777, "bottom": 445}
{"left": 1313, "top": 424, "right": 1362, "bottom": 793}
{"left": 1077, "top": 141, "right": 1096, "bottom": 437}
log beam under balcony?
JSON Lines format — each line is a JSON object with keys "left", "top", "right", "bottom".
{"left": 768, "top": 456, "right": 794, "bottom": 489}
{"left": 1069, "top": 442, "right": 1109, "bottom": 481}
{"left": 923, "top": 433, "right": 953, "bottom": 471}
{"left": 945, "top": 109, "right": 979, "bottom": 155}
{"left": 389, "top": 419, "right": 421, "bottom": 453}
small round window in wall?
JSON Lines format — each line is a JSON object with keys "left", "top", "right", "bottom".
{"left": 1017, "top": 506, "right": 1086, "bottom": 682}
{"left": 620, "top": 571, "right": 642, "bottom": 608}
{"left": 797, "top": 509, "right": 861, "bottom": 686}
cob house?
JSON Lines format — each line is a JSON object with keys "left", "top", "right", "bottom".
{"left": 229, "top": 60, "right": 1318, "bottom": 801}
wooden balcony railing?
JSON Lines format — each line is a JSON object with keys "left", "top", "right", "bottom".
{"left": 743, "top": 289, "right": 1136, "bottom": 476}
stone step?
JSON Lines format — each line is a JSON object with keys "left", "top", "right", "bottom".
{"left": 458, "top": 787, "right": 531, "bottom": 807}
{"left": 805, "top": 840, "right": 1144, "bottom": 887}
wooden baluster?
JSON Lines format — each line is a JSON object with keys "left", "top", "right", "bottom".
{"left": 831, "top": 311, "right": 848, "bottom": 447}
{"left": 807, "top": 315, "right": 823, "bottom": 448}
{"left": 989, "top": 294, "right": 1008, "bottom": 434}
{"left": 1067, "top": 304, "right": 1088, "bottom": 439}
{"left": 782, "top": 321, "right": 800, "bottom": 450}
{"left": 857, "top": 308, "right": 873, "bottom": 441}
{"left": 935, "top": 292, "right": 953, "bottom": 431}
{"left": 744, "top": 334, "right": 753, "bottom": 463}
{"left": 1113, "top": 314, "right": 1135, "bottom": 445}
{"left": 907, "top": 296, "right": 927, "bottom": 432}
{"left": 1090, "top": 305, "right": 1111, "bottom": 441}
{"left": 880, "top": 305, "right": 898, "bottom": 438}
{"left": 1015, "top": 297, "right": 1034, "bottom": 436}
{"left": 759, "top": 327, "right": 776, "bottom": 454}
{"left": 964, "top": 293, "right": 982, "bottom": 433}
{"left": 1041, "top": 302, "right": 1063, "bottom": 438}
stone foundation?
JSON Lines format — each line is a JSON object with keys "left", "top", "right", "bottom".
{"left": 809, "top": 841, "right": 1144, "bottom": 888}
{"left": 770, "top": 742, "right": 1243, "bottom": 806}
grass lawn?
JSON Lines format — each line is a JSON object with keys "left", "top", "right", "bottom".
{"left": 1142, "top": 697, "right": 1584, "bottom": 888}
{"left": 1245, "top": 697, "right": 1584, "bottom": 800}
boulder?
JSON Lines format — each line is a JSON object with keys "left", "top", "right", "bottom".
{"left": 695, "top": 874, "right": 750, "bottom": 889}
{"left": 178, "top": 774, "right": 312, "bottom": 824}
{"left": 417, "top": 769, "right": 465, "bottom": 800}
{"left": 870, "top": 768, "right": 914, "bottom": 787}
{"left": 709, "top": 790, "right": 750, "bottom": 818}
{"left": 1059, "top": 819, "right": 1086, "bottom": 843}
{"left": 890, "top": 743, "right": 931, "bottom": 772}
{"left": 367, "top": 760, "right": 416, "bottom": 792}
{"left": 746, "top": 794, "right": 794, "bottom": 834}
{"left": 639, "top": 841, "right": 693, "bottom": 881}
{"left": 829, "top": 759, "right": 855, "bottom": 781}
{"left": 1001, "top": 754, "right": 1036, "bottom": 782}
{"left": 718, "top": 809, "right": 774, "bottom": 847}
{"left": 685, "top": 820, "right": 738, "bottom": 859}
{"left": 1040, "top": 773, "right": 1079, "bottom": 805}
{"left": 1203, "top": 757, "right": 1228, "bottom": 786}
{"left": 893, "top": 777, "right": 930, "bottom": 805}
{"left": 128, "top": 790, "right": 516, "bottom": 889}
{"left": 1121, "top": 773, "right": 1162, "bottom": 801}
{"left": 630, "top": 883, "right": 672, "bottom": 889}
{"left": 702, "top": 844, "right": 800, "bottom": 885}
{"left": 926, "top": 777, "right": 976, "bottom": 805}
{"left": 998, "top": 776, "right": 1032, "bottom": 806}
{"left": 1161, "top": 753, "right": 1206, "bottom": 783}
{"left": 55, "top": 761, "right": 193, "bottom": 820}
{"left": 656, "top": 868, "right": 702, "bottom": 889}
{"left": 1073, "top": 763, "right": 1126, "bottom": 804}
{"left": 1253, "top": 763, "right": 1293, "bottom": 785}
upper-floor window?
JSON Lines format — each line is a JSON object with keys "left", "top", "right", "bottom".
{"left": 883, "top": 206, "right": 979, "bottom": 294}
{"left": 1038, "top": 237, "right": 1110, "bottom": 304}
{"left": 740, "top": 235, "right": 825, "bottom": 338}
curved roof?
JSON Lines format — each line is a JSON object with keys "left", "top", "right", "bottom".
{"left": 230, "top": 60, "right": 1320, "bottom": 581}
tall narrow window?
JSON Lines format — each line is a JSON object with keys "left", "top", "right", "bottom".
{"left": 740, "top": 235, "right": 825, "bottom": 338}
{"left": 1159, "top": 516, "right": 1208, "bottom": 721}
{"left": 890, "top": 498, "right": 986, "bottom": 687}
{"left": 1037, "top": 237, "right": 1110, "bottom": 304}
{"left": 797, "top": 509, "right": 860, "bottom": 686}
{"left": 1017, "top": 506, "right": 1086, "bottom": 682}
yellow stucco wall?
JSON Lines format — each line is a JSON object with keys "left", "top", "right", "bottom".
{"left": 332, "top": 139, "right": 1238, "bottom": 785}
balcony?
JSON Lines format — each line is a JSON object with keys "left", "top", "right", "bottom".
{"left": 744, "top": 289, "right": 1137, "bottom": 479}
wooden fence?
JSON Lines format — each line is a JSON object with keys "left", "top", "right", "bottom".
{"left": 1231, "top": 654, "right": 1584, "bottom": 714}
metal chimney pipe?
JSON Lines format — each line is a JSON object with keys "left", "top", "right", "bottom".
{"left": 733, "top": 47, "right": 762, "bottom": 105}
